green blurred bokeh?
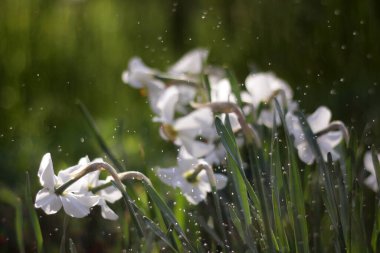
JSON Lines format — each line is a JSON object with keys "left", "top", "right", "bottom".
{"left": 0, "top": 0, "right": 379, "bottom": 190}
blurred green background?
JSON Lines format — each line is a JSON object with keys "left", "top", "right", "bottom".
{"left": 0, "top": 0, "right": 379, "bottom": 216}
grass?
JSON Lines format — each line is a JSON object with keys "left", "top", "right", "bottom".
{"left": 1, "top": 86, "right": 379, "bottom": 253}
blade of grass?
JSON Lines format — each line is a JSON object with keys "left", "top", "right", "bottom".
{"left": 371, "top": 146, "right": 380, "bottom": 252}
{"left": 142, "top": 181, "right": 197, "bottom": 253}
{"left": 215, "top": 116, "right": 251, "bottom": 226}
{"left": 0, "top": 187, "right": 25, "bottom": 253}
{"left": 294, "top": 111, "right": 345, "bottom": 251}
{"left": 270, "top": 117, "right": 290, "bottom": 252}
{"left": 25, "top": 172, "right": 43, "bottom": 253}
{"left": 112, "top": 181, "right": 145, "bottom": 237}
{"left": 77, "top": 100, "right": 124, "bottom": 171}
{"left": 274, "top": 100, "right": 309, "bottom": 253}
{"left": 225, "top": 68, "right": 242, "bottom": 105}
{"left": 69, "top": 238, "right": 77, "bottom": 253}
{"left": 142, "top": 216, "right": 179, "bottom": 252}
{"left": 59, "top": 215, "right": 69, "bottom": 253}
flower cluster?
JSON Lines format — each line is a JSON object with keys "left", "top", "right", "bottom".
{"left": 34, "top": 153, "right": 143, "bottom": 220}
{"left": 35, "top": 48, "right": 378, "bottom": 224}
{"left": 121, "top": 48, "right": 356, "bottom": 204}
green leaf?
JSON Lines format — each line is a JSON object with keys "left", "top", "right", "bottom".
{"left": 294, "top": 111, "right": 345, "bottom": 250}
{"left": 274, "top": 100, "right": 309, "bottom": 253}
{"left": 0, "top": 187, "right": 25, "bottom": 253}
{"left": 25, "top": 172, "right": 43, "bottom": 253}
{"left": 77, "top": 100, "right": 124, "bottom": 171}
{"left": 69, "top": 238, "right": 78, "bottom": 253}
{"left": 143, "top": 182, "right": 197, "bottom": 253}
{"left": 142, "top": 216, "right": 179, "bottom": 252}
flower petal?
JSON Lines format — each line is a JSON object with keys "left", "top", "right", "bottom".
{"left": 38, "top": 153, "right": 57, "bottom": 189}
{"left": 214, "top": 173, "right": 228, "bottom": 190}
{"left": 156, "top": 86, "right": 179, "bottom": 123}
{"left": 60, "top": 193, "right": 99, "bottom": 218}
{"left": 168, "top": 48, "right": 208, "bottom": 75}
{"left": 174, "top": 108, "right": 213, "bottom": 132}
{"left": 296, "top": 141, "right": 315, "bottom": 165}
{"left": 100, "top": 201, "right": 119, "bottom": 220}
{"left": 35, "top": 188, "right": 62, "bottom": 214}
{"left": 307, "top": 106, "right": 331, "bottom": 133}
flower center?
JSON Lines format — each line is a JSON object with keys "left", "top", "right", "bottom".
{"left": 184, "top": 170, "right": 200, "bottom": 184}
{"left": 161, "top": 124, "right": 178, "bottom": 141}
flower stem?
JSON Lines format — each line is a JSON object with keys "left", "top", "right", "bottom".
{"left": 55, "top": 162, "right": 125, "bottom": 195}
{"left": 192, "top": 101, "right": 262, "bottom": 147}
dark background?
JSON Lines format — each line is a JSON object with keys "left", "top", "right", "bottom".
{"left": 0, "top": 0, "right": 379, "bottom": 191}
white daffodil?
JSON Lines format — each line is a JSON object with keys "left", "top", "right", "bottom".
{"left": 155, "top": 86, "right": 215, "bottom": 158}
{"left": 286, "top": 106, "right": 345, "bottom": 165}
{"left": 121, "top": 57, "right": 165, "bottom": 113}
{"left": 156, "top": 150, "right": 227, "bottom": 205}
{"left": 241, "top": 72, "right": 297, "bottom": 128}
{"left": 59, "top": 156, "right": 122, "bottom": 220}
{"left": 34, "top": 153, "right": 99, "bottom": 218}
{"left": 168, "top": 48, "right": 209, "bottom": 78}
{"left": 363, "top": 151, "right": 380, "bottom": 192}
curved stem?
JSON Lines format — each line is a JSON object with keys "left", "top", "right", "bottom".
{"left": 316, "top": 120, "right": 350, "bottom": 145}
{"left": 192, "top": 101, "right": 262, "bottom": 147}
{"left": 55, "top": 162, "right": 125, "bottom": 195}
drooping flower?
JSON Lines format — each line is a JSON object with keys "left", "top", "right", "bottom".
{"left": 286, "top": 106, "right": 345, "bottom": 165}
{"left": 241, "top": 72, "right": 297, "bottom": 128}
{"left": 156, "top": 150, "right": 227, "bottom": 205}
{"left": 363, "top": 151, "right": 380, "bottom": 192}
{"left": 59, "top": 156, "right": 122, "bottom": 220}
{"left": 121, "top": 57, "right": 165, "bottom": 113}
{"left": 155, "top": 86, "right": 215, "bottom": 157}
{"left": 34, "top": 153, "right": 99, "bottom": 218}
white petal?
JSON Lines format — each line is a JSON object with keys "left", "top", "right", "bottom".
{"left": 364, "top": 151, "right": 380, "bottom": 175}
{"left": 156, "top": 168, "right": 178, "bottom": 187}
{"left": 296, "top": 142, "right": 315, "bottom": 165}
{"left": 99, "top": 186, "right": 122, "bottom": 204}
{"left": 245, "top": 73, "right": 275, "bottom": 105}
{"left": 123, "top": 57, "right": 155, "bottom": 88}
{"left": 35, "top": 188, "right": 62, "bottom": 214}
{"left": 180, "top": 136, "right": 214, "bottom": 158}
{"left": 364, "top": 175, "right": 378, "bottom": 192}
{"left": 156, "top": 86, "right": 179, "bottom": 123}
{"left": 38, "top": 153, "right": 57, "bottom": 189}
{"left": 307, "top": 106, "right": 331, "bottom": 133}
{"left": 181, "top": 183, "right": 207, "bottom": 205}
{"left": 214, "top": 173, "right": 228, "bottom": 190}
{"left": 211, "top": 78, "right": 236, "bottom": 103}
{"left": 174, "top": 108, "right": 213, "bottom": 132}
{"left": 60, "top": 194, "right": 99, "bottom": 218}
{"left": 317, "top": 131, "right": 343, "bottom": 161}
{"left": 168, "top": 48, "right": 208, "bottom": 75}
{"left": 100, "top": 202, "right": 119, "bottom": 220}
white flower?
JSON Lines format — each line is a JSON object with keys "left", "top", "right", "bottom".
{"left": 286, "top": 106, "right": 344, "bottom": 165}
{"left": 156, "top": 150, "right": 227, "bottom": 205}
{"left": 168, "top": 48, "right": 209, "bottom": 78}
{"left": 121, "top": 57, "right": 165, "bottom": 113}
{"left": 241, "top": 72, "right": 297, "bottom": 128}
{"left": 59, "top": 156, "right": 122, "bottom": 220}
{"left": 155, "top": 86, "right": 215, "bottom": 158}
{"left": 364, "top": 151, "right": 380, "bottom": 192}
{"left": 34, "top": 153, "right": 99, "bottom": 218}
